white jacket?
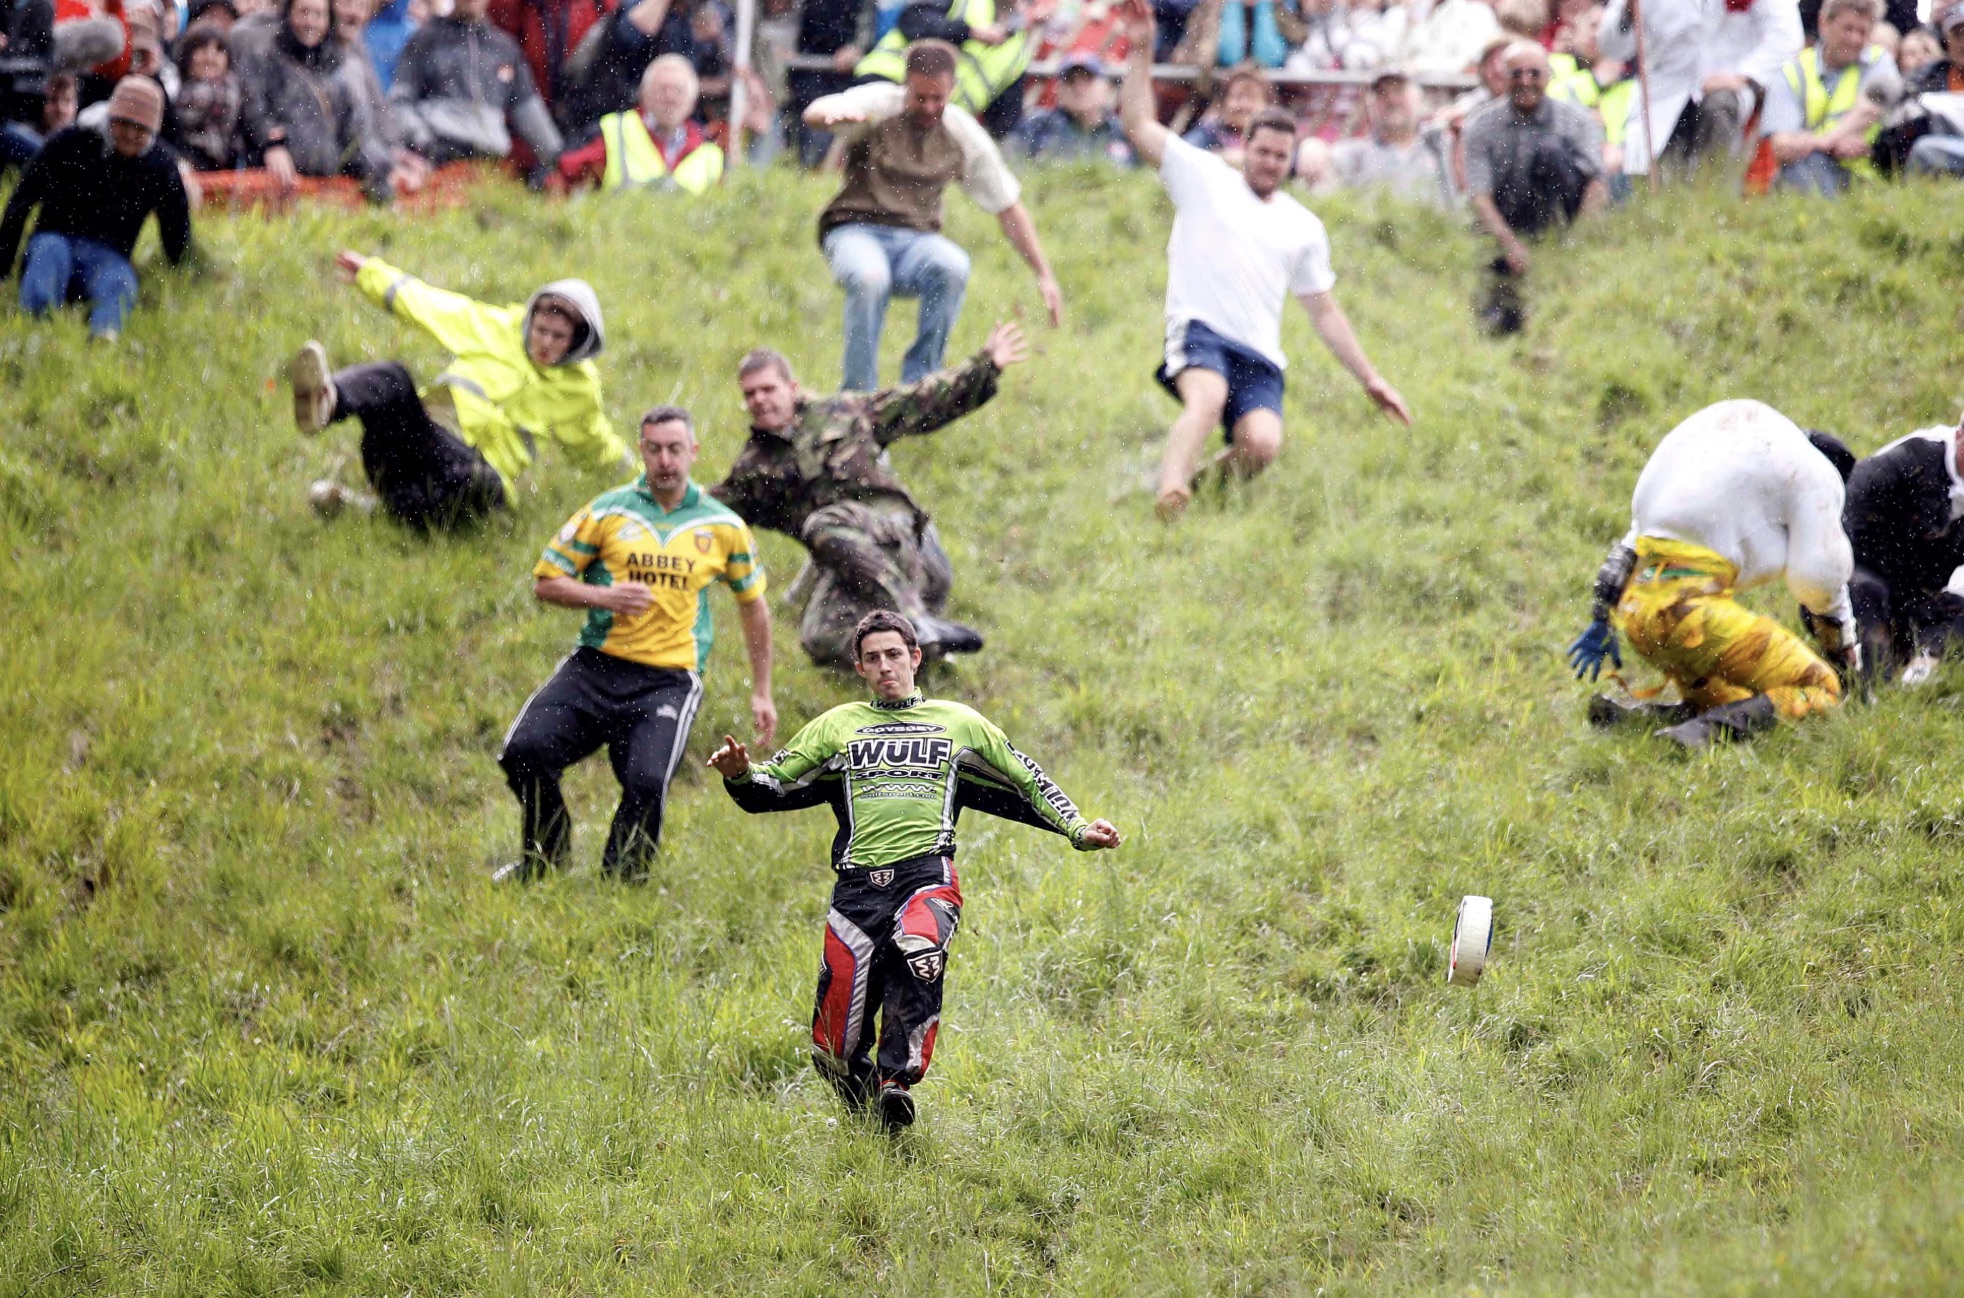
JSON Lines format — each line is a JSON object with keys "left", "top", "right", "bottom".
{"left": 1600, "top": 0, "right": 1801, "bottom": 173}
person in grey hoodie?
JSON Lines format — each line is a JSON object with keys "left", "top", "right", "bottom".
{"left": 389, "top": 0, "right": 560, "bottom": 177}
{"left": 238, "top": 0, "right": 396, "bottom": 199}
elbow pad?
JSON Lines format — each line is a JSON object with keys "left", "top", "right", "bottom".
{"left": 1591, "top": 541, "right": 1637, "bottom": 619}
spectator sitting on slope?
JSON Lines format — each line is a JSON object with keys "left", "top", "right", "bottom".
{"left": 1306, "top": 65, "right": 1455, "bottom": 205}
{"left": 2, "top": 69, "right": 77, "bottom": 173}
{"left": 288, "top": 250, "right": 626, "bottom": 530}
{"left": 0, "top": 75, "right": 190, "bottom": 340}
{"left": 556, "top": 52, "right": 724, "bottom": 192}
{"left": 388, "top": 0, "right": 562, "bottom": 175}
{"left": 1011, "top": 52, "right": 1134, "bottom": 165}
{"left": 1763, "top": 0, "right": 1898, "bottom": 195}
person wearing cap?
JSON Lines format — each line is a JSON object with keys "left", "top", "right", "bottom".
{"left": 1317, "top": 66, "right": 1454, "bottom": 205}
{"left": 1567, "top": 402, "right": 1857, "bottom": 750}
{"left": 286, "top": 250, "right": 628, "bottom": 530}
{"left": 1462, "top": 41, "right": 1606, "bottom": 334}
{"left": 555, "top": 53, "right": 725, "bottom": 194}
{"left": 1764, "top": 0, "right": 1899, "bottom": 194}
{"left": 0, "top": 74, "right": 188, "bottom": 340}
{"left": 1010, "top": 51, "right": 1133, "bottom": 164}
{"left": 803, "top": 39, "right": 1062, "bottom": 392}
{"left": 496, "top": 403, "right": 776, "bottom": 884}
{"left": 1117, "top": 3, "right": 1410, "bottom": 522}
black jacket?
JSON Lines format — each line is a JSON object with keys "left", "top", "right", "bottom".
{"left": 0, "top": 125, "right": 191, "bottom": 275}
{"left": 0, "top": 0, "right": 53, "bottom": 127}
{"left": 389, "top": 16, "right": 562, "bottom": 163}
{"left": 558, "top": 4, "right": 696, "bottom": 131}
{"left": 1845, "top": 431, "right": 1964, "bottom": 594}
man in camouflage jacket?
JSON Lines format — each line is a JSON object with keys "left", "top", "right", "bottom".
{"left": 710, "top": 321, "right": 1028, "bottom": 668}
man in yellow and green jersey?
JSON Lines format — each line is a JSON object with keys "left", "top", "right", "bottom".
{"left": 709, "top": 609, "right": 1120, "bottom": 1130}
{"left": 497, "top": 405, "right": 777, "bottom": 881}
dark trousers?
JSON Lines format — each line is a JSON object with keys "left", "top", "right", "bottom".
{"left": 497, "top": 647, "right": 704, "bottom": 877}
{"left": 1850, "top": 566, "right": 1964, "bottom": 678}
{"left": 813, "top": 854, "right": 963, "bottom": 1102}
{"left": 329, "top": 362, "right": 506, "bottom": 530}
{"left": 798, "top": 502, "right": 953, "bottom": 668}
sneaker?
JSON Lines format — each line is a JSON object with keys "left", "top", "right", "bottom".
{"left": 290, "top": 341, "right": 336, "bottom": 435}
{"left": 307, "top": 479, "right": 377, "bottom": 519}
{"left": 876, "top": 1080, "right": 916, "bottom": 1131}
{"left": 1902, "top": 653, "right": 1941, "bottom": 687}
{"left": 915, "top": 616, "right": 985, "bottom": 658}
{"left": 491, "top": 860, "right": 533, "bottom": 884}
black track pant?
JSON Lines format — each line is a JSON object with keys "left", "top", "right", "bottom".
{"left": 812, "top": 854, "right": 963, "bottom": 1103}
{"left": 497, "top": 648, "right": 703, "bottom": 876}
{"left": 329, "top": 361, "right": 506, "bottom": 530}
{"left": 1850, "top": 565, "right": 1964, "bottom": 677}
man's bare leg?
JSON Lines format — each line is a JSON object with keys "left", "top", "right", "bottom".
{"left": 1157, "top": 368, "right": 1228, "bottom": 521}
{"left": 1224, "top": 408, "right": 1283, "bottom": 479}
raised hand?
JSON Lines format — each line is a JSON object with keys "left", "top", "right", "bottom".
{"left": 333, "top": 249, "right": 369, "bottom": 281}
{"left": 707, "top": 735, "right": 751, "bottom": 778}
{"left": 985, "top": 321, "right": 1029, "bottom": 369}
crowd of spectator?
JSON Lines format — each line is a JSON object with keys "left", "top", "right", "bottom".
{"left": 6, "top": 0, "right": 1964, "bottom": 338}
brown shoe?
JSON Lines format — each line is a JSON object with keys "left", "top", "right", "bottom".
{"left": 290, "top": 341, "right": 336, "bottom": 435}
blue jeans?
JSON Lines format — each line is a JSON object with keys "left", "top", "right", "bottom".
{"left": 1908, "top": 133, "right": 1964, "bottom": 176}
{"left": 1776, "top": 151, "right": 1852, "bottom": 198}
{"left": 822, "top": 223, "right": 970, "bottom": 392}
{"left": 18, "top": 233, "right": 139, "bottom": 337}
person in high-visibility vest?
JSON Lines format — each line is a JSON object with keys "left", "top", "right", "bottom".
{"left": 853, "top": 0, "right": 1051, "bottom": 136}
{"left": 1546, "top": 5, "right": 1636, "bottom": 177}
{"left": 1763, "top": 0, "right": 1901, "bottom": 195}
{"left": 555, "top": 54, "right": 726, "bottom": 195}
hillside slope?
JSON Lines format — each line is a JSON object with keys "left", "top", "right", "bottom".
{"left": 4, "top": 168, "right": 1964, "bottom": 1295}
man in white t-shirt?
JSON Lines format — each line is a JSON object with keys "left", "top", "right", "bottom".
{"left": 1117, "top": 4, "right": 1411, "bottom": 521}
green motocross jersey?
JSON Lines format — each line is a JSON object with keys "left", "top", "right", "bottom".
{"left": 722, "top": 692, "right": 1092, "bottom": 869}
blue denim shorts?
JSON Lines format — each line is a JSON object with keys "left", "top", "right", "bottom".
{"left": 1154, "top": 317, "right": 1285, "bottom": 441}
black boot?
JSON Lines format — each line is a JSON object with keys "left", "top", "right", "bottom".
{"left": 915, "top": 616, "right": 985, "bottom": 657}
{"left": 1655, "top": 695, "right": 1779, "bottom": 750}
{"left": 1587, "top": 695, "right": 1696, "bottom": 730}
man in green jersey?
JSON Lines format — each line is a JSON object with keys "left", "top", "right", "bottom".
{"left": 708, "top": 609, "right": 1120, "bottom": 1130}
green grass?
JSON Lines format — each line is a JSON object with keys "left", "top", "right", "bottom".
{"left": 5, "top": 164, "right": 1964, "bottom": 1295}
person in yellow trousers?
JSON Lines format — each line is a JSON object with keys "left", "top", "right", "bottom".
{"left": 554, "top": 55, "right": 726, "bottom": 196}
{"left": 1567, "top": 400, "right": 1860, "bottom": 750}
{"left": 288, "top": 250, "right": 628, "bottom": 529}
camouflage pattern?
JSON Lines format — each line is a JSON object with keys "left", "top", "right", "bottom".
{"left": 710, "top": 351, "right": 995, "bottom": 667}
{"left": 798, "top": 503, "right": 955, "bottom": 667}
{"left": 708, "top": 351, "right": 1000, "bottom": 539}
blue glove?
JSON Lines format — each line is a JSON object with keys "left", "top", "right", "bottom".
{"left": 1566, "top": 616, "right": 1621, "bottom": 680}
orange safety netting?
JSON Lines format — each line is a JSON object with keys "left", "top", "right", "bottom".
{"left": 192, "top": 162, "right": 508, "bottom": 214}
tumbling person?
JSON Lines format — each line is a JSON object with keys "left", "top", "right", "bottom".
{"left": 1568, "top": 400, "right": 1858, "bottom": 750}
{"left": 497, "top": 406, "right": 776, "bottom": 882}
{"left": 1115, "top": 4, "right": 1410, "bottom": 523}
{"left": 707, "top": 610, "right": 1120, "bottom": 1130}
{"left": 1844, "top": 418, "right": 1964, "bottom": 686}
{"left": 289, "top": 250, "right": 627, "bottom": 529}
{"left": 709, "top": 320, "right": 1028, "bottom": 669}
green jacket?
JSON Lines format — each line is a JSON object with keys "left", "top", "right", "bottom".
{"left": 354, "top": 257, "right": 628, "bottom": 494}
{"left": 724, "top": 691, "right": 1094, "bottom": 869}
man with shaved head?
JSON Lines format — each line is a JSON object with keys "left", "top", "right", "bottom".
{"left": 1461, "top": 40, "right": 1607, "bottom": 333}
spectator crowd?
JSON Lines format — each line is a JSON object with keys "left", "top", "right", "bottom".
{"left": 6, "top": 0, "right": 1964, "bottom": 337}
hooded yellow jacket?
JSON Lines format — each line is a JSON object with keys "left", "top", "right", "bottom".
{"left": 354, "top": 258, "right": 628, "bottom": 495}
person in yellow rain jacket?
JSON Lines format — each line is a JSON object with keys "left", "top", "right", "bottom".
{"left": 287, "top": 250, "right": 629, "bottom": 529}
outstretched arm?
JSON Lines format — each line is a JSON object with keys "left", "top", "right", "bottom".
{"left": 968, "top": 721, "right": 1120, "bottom": 851}
{"left": 1298, "top": 291, "right": 1411, "bottom": 425}
{"left": 865, "top": 323, "right": 1026, "bottom": 444}
{"left": 1567, "top": 535, "right": 1635, "bottom": 680}
{"left": 1117, "top": 3, "right": 1170, "bottom": 167}
{"left": 340, "top": 251, "right": 511, "bottom": 356}
{"left": 995, "top": 202, "right": 1063, "bottom": 327}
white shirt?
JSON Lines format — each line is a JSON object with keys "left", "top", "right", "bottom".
{"left": 1623, "top": 399, "right": 1853, "bottom": 624}
{"left": 1599, "top": 0, "right": 1802, "bottom": 173}
{"left": 807, "top": 82, "right": 1022, "bottom": 214}
{"left": 1158, "top": 135, "right": 1336, "bottom": 370}
{"left": 1396, "top": 0, "right": 1501, "bottom": 75}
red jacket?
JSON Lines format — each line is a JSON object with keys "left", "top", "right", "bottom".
{"left": 487, "top": 0, "right": 614, "bottom": 108}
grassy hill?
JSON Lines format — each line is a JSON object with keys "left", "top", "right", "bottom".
{"left": 5, "top": 165, "right": 1964, "bottom": 1295}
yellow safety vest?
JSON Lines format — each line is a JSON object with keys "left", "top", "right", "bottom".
{"left": 853, "top": 0, "right": 1033, "bottom": 114}
{"left": 1781, "top": 44, "right": 1884, "bottom": 177}
{"left": 598, "top": 111, "right": 726, "bottom": 195}
{"left": 1549, "top": 60, "right": 1635, "bottom": 147}
{"left": 1599, "top": 78, "right": 1635, "bottom": 147}
{"left": 1548, "top": 56, "right": 1601, "bottom": 110}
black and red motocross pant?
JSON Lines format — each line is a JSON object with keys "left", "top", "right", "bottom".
{"left": 812, "top": 853, "right": 963, "bottom": 1102}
